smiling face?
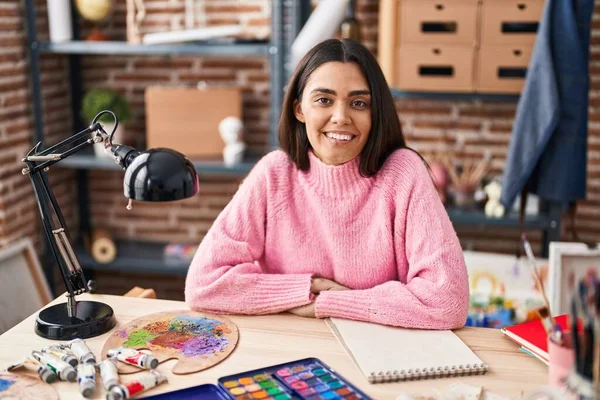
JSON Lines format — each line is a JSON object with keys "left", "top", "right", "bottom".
{"left": 294, "top": 62, "right": 372, "bottom": 166}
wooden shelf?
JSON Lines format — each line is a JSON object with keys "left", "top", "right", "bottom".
{"left": 75, "top": 241, "right": 190, "bottom": 276}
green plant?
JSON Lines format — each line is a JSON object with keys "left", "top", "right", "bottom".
{"left": 81, "top": 88, "right": 131, "bottom": 124}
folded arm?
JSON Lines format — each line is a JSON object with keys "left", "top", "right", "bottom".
{"left": 185, "top": 159, "right": 313, "bottom": 315}
{"left": 315, "top": 159, "right": 469, "bottom": 329}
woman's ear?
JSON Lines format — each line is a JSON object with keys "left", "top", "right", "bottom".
{"left": 294, "top": 100, "right": 305, "bottom": 123}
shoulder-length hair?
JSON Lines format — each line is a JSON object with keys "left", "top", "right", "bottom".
{"left": 278, "top": 39, "right": 407, "bottom": 177}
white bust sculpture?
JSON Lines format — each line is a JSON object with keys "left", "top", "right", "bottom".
{"left": 218, "top": 116, "right": 245, "bottom": 166}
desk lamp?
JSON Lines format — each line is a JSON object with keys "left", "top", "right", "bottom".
{"left": 22, "top": 110, "right": 199, "bottom": 340}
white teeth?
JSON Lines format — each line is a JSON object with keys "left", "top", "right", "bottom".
{"left": 325, "top": 132, "right": 353, "bottom": 141}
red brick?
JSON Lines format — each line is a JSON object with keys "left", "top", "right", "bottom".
{"left": 133, "top": 59, "right": 194, "bottom": 69}
{"left": 412, "top": 120, "right": 481, "bottom": 131}
{"left": 205, "top": 5, "right": 263, "bottom": 13}
{"left": 248, "top": 18, "right": 270, "bottom": 26}
{"left": 0, "top": 8, "right": 19, "bottom": 17}
{"left": 202, "top": 59, "right": 265, "bottom": 70}
{"left": 178, "top": 72, "right": 237, "bottom": 82}
{"left": 113, "top": 71, "right": 172, "bottom": 83}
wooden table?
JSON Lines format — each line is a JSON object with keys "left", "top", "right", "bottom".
{"left": 0, "top": 294, "right": 547, "bottom": 399}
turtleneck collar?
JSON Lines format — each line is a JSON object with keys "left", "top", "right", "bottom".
{"left": 299, "top": 150, "right": 374, "bottom": 199}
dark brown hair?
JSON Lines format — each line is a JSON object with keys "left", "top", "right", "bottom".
{"left": 278, "top": 38, "right": 407, "bottom": 177}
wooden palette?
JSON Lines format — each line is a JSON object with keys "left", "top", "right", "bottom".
{"left": 101, "top": 310, "right": 239, "bottom": 375}
{"left": 0, "top": 372, "right": 58, "bottom": 400}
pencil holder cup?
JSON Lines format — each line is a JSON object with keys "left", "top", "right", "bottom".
{"left": 452, "top": 184, "right": 475, "bottom": 210}
{"left": 548, "top": 334, "right": 574, "bottom": 389}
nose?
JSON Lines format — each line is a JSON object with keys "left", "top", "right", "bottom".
{"left": 330, "top": 103, "right": 351, "bottom": 125}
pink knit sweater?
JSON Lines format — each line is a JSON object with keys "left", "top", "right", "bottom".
{"left": 185, "top": 149, "right": 469, "bottom": 329}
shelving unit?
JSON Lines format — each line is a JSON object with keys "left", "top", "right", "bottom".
{"left": 24, "top": 2, "right": 561, "bottom": 291}
{"left": 23, "top": 1, "right": 294, "bottom": 291}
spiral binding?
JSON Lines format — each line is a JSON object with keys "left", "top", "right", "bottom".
{"left": 367, "top": 363, "right": 488, "bottom": 383}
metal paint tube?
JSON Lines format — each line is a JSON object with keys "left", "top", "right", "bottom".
{"left": 42, "top": 346, "right": 78, "bottom": 367}
{"left": 106, "top": 347, "right": 158, "bottom": 370}
{"left": 106, "top": 370, "right": 167, "bottom": 400}
{"left": 33, "top": 359, "right": 58, "bottom": 383}
{"left": 6, "top": 357, "right": 57, "bottom": 383}
{"left": 98, "top": 358, "right": 120, "bottom": 390}
{"left": 69, "top": 338, "right": 96, "bottom": 364}
{"left": 77, "top": 362, "right": 96, "bottom": 398}
{"left": 31, "top": 350, "right": 76, "bottom": 382}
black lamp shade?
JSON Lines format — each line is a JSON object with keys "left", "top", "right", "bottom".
{"left": 123, "top": 148, "right": 199, "bottom": 201}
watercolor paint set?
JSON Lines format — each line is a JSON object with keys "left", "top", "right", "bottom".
{"left": 144, "top": 357, "right": 371, "bottom": 400}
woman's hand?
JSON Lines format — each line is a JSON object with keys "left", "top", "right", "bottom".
{"left": 311, "top": 277, "right": 350, "bottom": 294}
{"left": 288, "top": 302, "right": 316, "bottom": 318}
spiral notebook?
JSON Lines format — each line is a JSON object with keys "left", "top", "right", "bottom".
{"left": 326, "top": 318, "right": 488, "bottom": 383}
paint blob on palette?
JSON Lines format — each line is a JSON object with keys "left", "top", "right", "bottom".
{"left": 0, "top": 372, "right": 58, "bottom": 400}
{"left": 218, "top": 358, "right": 371, "bottom": 400}
{"left": 101, "top": 310, "right": 239, "bottom": 375}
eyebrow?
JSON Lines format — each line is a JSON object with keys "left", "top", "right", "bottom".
{"left": 309, "top": 88, "right": 371, "bottom": 97}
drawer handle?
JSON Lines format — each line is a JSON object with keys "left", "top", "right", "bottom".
{"left": 513, "top": 49, "right": 522, "bottom": 56}
{"left": 517, "top": 3, "right": 527, "bottom": 10}
{"left": 435, "top": 4, "right": 444, "bottom": 10}
{"left": 432, "top": 48, "right": 441, "bottom": 55}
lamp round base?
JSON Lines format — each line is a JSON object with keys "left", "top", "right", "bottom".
{"left": 35, "top": 301, "right": 117, "bottom": 340}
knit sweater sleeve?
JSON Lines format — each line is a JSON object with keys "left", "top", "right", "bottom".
{"left": 314, "top": 152, "right": 469, "bottom": 329}
{"left": 185, "top": 153, "right": 313, "bottom": 315}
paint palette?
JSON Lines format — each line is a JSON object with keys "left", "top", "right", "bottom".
{"left": 101, "top": 310, "right": 239, "bottom": 375}
{"left": 143, "top": 358, "right": 371, "bottom": 400}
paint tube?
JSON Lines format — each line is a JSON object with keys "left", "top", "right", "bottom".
{"left": 106, "top": 370, "right": 167, "bottom": 400}
{"left": 69, "top": 338, "right": 96, "bottom": 364}
{"left": 42, "top": 346, "right": 78, "bottom": 367}
{"left": 106, "top": 347, "right": 158, "bottom": 370}
{"left": 5, "top": 357, "right": 57, "bottom": 383}
{"left": 98, "top": 358, "right": 120, "bottom": 391}
{"left": 5, "top": 357, "right": 28, "bottom": 371}
{"left": 77, "top": 362, "right": 96, "bottom": 398}
{"left": 32, "top": 359, "right": 58, "bottom": 384}
{"left": 31, "top": 350, "right": 76, "bottom": 382}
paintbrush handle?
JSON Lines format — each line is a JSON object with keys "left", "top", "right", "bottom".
{"left": 572, "top": 300, "right": 581, "bottom": 375}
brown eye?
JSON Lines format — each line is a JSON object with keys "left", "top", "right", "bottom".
{"left": 352, "top": 100, "right": 368, "bottom": 108}
{"left": 316, "top": 97, "right": 331, "bottom": 105}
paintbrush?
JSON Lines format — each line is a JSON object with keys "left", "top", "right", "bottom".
{"left": 522, "top": 234, "right": 556, "bottom": 332}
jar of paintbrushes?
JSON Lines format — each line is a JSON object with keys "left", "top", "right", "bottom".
{"left": 565, "top": 269, "right": 600, "bottom": 399}
{"left": 441, "top": 154, "right": 492, "bottom": 210}
{"left": 522, "top": 235, "right": 576, "bottom": 393}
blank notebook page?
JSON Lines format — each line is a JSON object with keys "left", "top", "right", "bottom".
{"left": 327, "top": 318, "right": 488, "bottom": 383}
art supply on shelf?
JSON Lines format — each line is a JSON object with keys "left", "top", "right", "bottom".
{"left": 107, "top": 370, "right": 167, "bottom": 400}
{"left": 98, "top": 358, "right": 120, "bottom": 391}
{"left": 107, "top": 347, "right": 158, "bottom": 370}
{"left": 327, "top": 318, "right": 487, "bottom": 383}
{"left": 143, "top": 357, "right": 370, "bottom": 400}
{"left": 31, "top": 350, "right": 76, "bottom": 382}
{"left": 101, "top": 310, "right": 238, "bottom": 374}
{"left": 77, "top": 363, "right": 96, "bottom": 398}
{"left": 42, "top": 345, "right": 78, "bottom": 367}
{"left": 70, "top": 338, "right": 97, "bottom": 364}
{"left": 90, "top": 227, "right": 117, "bottom": 264}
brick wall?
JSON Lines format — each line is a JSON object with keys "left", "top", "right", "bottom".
{"left": 3, "top": 0, "right": 600, "bottom": 299}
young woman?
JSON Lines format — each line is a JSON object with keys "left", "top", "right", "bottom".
{"left": 185, "top": 39, "right": 469, "bottom": 329}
